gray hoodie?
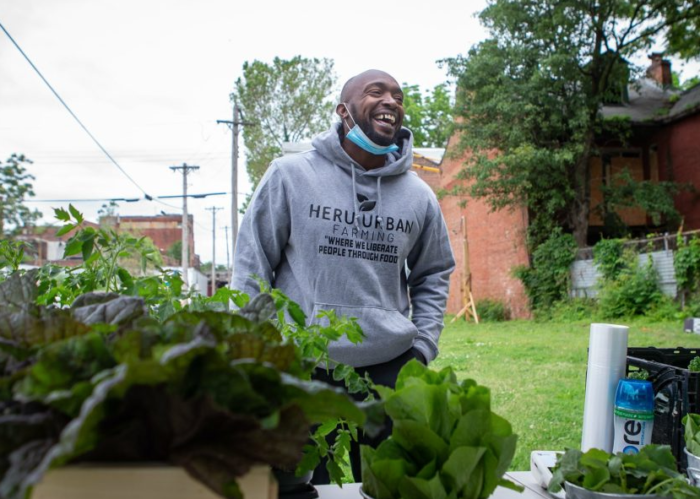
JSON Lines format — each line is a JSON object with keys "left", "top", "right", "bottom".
{"left": 232, "top": 124, "right": 455, "bottom": 367}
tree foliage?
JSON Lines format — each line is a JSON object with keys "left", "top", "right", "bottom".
{"left": 166, "top": 240, "right": 182, "bottom": 264}
{"left": 443, "top": 0, "right": 700, "bottom": 248}
{"left": 232, "top": 56, "right": 337, "bottom": 188}
{"left": 401, "top": 83, "right": 454, "bottom": 148}
{"left": 0, "top": 154, "right": 41, "bottom": 237}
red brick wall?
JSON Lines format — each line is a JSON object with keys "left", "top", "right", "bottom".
{"left": 669, "top": 114, "right": 700, "bottom": 229}
{"left": 113, "top": 215, "right": 197, "bottom": 266}
{"left": 652, "top": 113, "right": 700, "bottom": 230}
{"left": 438, "top": 136, "right": 531, "bottom": 319}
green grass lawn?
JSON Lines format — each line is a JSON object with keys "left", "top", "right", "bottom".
{"left": 430, "top": 318, "right": 700, "bottom": 470}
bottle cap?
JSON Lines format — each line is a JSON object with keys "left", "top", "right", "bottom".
{"left": 614, "top": 379, "right": 654, "bottom": 413}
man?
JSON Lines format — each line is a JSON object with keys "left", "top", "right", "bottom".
{"left": 232, "top": 69, "right": 455, "bottom": 482}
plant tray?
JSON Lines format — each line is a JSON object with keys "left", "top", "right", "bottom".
{"left": 626, "top": 347, "right": 700, "bottom": 470}
{"left": 32, "top": 464, "right": 276, "bottom": 499}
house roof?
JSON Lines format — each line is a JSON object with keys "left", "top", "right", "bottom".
{"left": 602, "top": 77, "right": 700, "bottom": 124}
{"left": 669, "top": 83, "right": 700, "bottom": 119}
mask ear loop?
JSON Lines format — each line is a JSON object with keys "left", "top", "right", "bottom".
{"left": 341, "top": 102, "right": 357, "bottom": 130}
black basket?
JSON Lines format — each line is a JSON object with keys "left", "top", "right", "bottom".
{"left": 626, "top": 347, "right": 700, "bottom": 470}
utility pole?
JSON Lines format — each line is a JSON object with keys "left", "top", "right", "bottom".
{"left": 217, "top": 100, "right": 255, "bottom": 283}
{"left": 169, "top": 163, "right": 200, "bottom": 288}
{"left": 223, "top": 225, "right": 231, "bottom": 275}
{"left": 206, "top": 206, "right": 223, "bottom": 295}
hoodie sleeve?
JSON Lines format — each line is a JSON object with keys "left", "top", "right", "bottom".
{"left": 232, "top": 162, "right": 290, "bottom": 296}
{"left": 406, "top": 200, "right": 456, "bottom": 363}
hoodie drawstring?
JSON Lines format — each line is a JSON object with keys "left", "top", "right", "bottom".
{"left": 376, "top": 176, "right": 383, "bottom": 228}
{"left": 350, "top": 163, "right": 384, "bottom": 229}
{"left": 351, "top": 164, "right": 360, "bottom": 228}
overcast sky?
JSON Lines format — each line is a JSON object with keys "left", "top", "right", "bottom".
{"left": 1, "top": 1, "right": 698, "bottom": 268}
{"left": 0, "top": 0, "right": 492, "bottom": 267}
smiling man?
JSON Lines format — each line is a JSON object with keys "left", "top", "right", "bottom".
{"left": 232, "top": 69, "right": 455, "bottom": 483}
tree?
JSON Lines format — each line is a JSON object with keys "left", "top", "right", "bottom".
{"left": 166, "top": 240, "right": 182, "bottom": 264}
{"left": 443, "top": 0, "right": 700, "bottom": 248}
{"left": 232, "top": 56, "right": 337, "bottom": 188}
{"left": 401, "top": 83, "right": 454, "bottom": 148}
{"left": 0, "top": 154, "right": 41, "bottom": 237}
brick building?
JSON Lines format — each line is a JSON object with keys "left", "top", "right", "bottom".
{"left": 415, "top": 144, "right": 531, "bottom": 319}
{"left": 19, "top": 213, "right": 200, "bottom": 268}
{"left": 416, "top": 54, "right": 700, "bottom": 319}
{"left": 17, "top": 221, "right": 101, "bottom": 267}
{"left": 102, "top": 213, "right": 199, "bottom": 267}
{"left": 591, "top": 54, "right": 700, "bottom": 238}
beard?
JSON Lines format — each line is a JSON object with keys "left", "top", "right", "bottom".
{"left": 349, "top": 104, "right": 401, "bottom": 146}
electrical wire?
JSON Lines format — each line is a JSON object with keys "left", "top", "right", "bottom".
{"left": 0, "top": 22, "right": 154, "bottom": 201}
{"left": 26, "top": 197, "right": 141, "bottom": 203}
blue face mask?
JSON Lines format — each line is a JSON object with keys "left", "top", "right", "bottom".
{"left": 342, "top": 103, "right": 399, "bottom": 155}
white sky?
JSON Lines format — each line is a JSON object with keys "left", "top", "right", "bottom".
{"left": 1, "top": 1, "right": 698, "bottom": 267}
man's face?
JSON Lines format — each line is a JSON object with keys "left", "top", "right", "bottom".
{"left": 343, "top": 72, "right": 405, "bottom": 146}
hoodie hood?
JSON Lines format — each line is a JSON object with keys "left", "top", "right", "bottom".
{"left": 311, "top": 123, "right": 414, "bottom": 177}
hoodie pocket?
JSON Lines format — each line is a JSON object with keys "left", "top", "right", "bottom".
{"left": 310, "top": 303, "right": 417, "bottom": 368}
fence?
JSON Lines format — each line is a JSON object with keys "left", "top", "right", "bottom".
{"left": 570, "top": 232, "right": 686, "bottom": 299}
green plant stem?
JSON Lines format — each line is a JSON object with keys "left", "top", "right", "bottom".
{"left": 105, "top": 241, "right": 125, "bottom": 292}
{"left": 645, "top": 477, "right": 674, "bottom": 495}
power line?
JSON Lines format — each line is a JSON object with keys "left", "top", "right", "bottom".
{"left": 27, "top": 191, "right": 248, "bottom": 204}
{"left": 157, "top": 192, "right": 226, "bottom": 199}
{"left": 26, "top": 197, "right": 142, "bottom": 204}
{"left": 0, "top": 21, "right": 154, "bottom": 201}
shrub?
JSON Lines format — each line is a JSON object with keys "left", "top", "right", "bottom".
{"left": 674, "top": 234, "right": 700, "bottom": 306}
{"left": 644, "top": 295, "right": 683, "bottom": 322}
{"left": 513, "top": 231, "right": 578, "bottom": 311}
{"left": 593, "top": 238, "right": 626, "bottom": 280}
{"left": 475, "top": 298, "right": 508, "bottom": 322}
{"left": 597, "top": 250, "right": 663, "bottom": 318}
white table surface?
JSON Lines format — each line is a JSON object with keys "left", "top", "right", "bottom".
{"left": 316, "top": 471, "right": 554, "bottom": 499}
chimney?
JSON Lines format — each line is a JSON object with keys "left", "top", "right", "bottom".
{"left": 646, "top": 52, "right": 672, "bottom": 87}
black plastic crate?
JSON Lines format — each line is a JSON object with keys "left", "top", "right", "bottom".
{"left": 626, "top": 347, "right": 700, "bottom": 470}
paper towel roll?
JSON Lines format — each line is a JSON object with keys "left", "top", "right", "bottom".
{"left": 581, "top": 323, "right": 629, "bottom": 452}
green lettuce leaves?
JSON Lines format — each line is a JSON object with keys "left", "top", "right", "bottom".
{"left": 0, "top": 284, "right": 370, "bottom": 499}
{"left": 549, "top": 446, "right": 700, "bottom": 499}
{"left": 361, "top": 360, "right": 521, "bottom": 499}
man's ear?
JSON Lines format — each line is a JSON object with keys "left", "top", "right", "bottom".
{"left": 335, "top": 103, "right": 348, "bottom": 120}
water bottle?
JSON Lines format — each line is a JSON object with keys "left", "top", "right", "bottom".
{"left": 612, "top": 379, "right": 654, "bottom": 454}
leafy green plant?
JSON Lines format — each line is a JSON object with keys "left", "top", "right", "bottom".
{"left": 262, "top": 285, "right": 377, "bottom": 485}
{"left": 690, "top": 358, "right": 700, "bottom": 373}
{"left": 674, "top": 234, "right": 700, "bottom": 306}
{"left": 513, "top": 230, "right": 578, "bottom": 311}
{"left": 596, "top": 169, "right": 684, "bottom": 234}
{"left": 0, "top": 272, "right": 377, "bottom": 499}
{"left": 683, "top": 413, "right": 700, "bottom": 457}
{"left": 597, "top": 249, "right": 663, "bottom": 318}
{"left": 30, "top": 206, "right": 165, "bottom": 309}
{"left": 627, "top": 370, "right": 650, "bottom": 380}
{"left": 594, "top": 239, "right": 627, "bottom": 281}
{"left": 475, "top": 299, "right": 508, "bottom": 322}
{"left": 0, "top": 239, "right": 26, "bottom": 275}
{"left": 549, "top": 446, "right": 698, "bottom": 499}
{"left": 360, "top": 360, "right": 521, "bottom": 499}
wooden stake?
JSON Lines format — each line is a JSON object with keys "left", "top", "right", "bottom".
{"left": 450, "top": 217, "right": 479, "bottom": 324}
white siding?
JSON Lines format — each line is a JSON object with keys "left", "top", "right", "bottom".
{"left": 571, "top": 250, "right": 677, "bottom": 298}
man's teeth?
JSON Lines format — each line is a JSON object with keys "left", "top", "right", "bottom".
{"left": 377, "top": 114, "right": 395, "bottom": 123}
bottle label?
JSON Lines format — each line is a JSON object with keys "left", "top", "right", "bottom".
{"left": 613, "top": 407, "right": 654, "bottom": 421}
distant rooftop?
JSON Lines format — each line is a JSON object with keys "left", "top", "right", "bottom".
{"left": 602, "top": 77, "right": 700, "bottom": 123}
